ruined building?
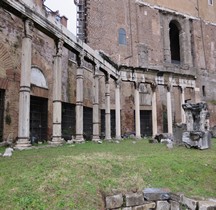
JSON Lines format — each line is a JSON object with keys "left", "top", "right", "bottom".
{"left": 76, "top": 0, "right": 216, "bottom": 135}
{"left": 0, "top": 0, "right": 215, "bottom": 148}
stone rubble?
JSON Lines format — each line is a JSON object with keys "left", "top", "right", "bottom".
{"left": 182, "top": 102, "right": 211, "bottom": 149}
{"left": 2, "top": 147, "right": 14, "bottom": 157}
{"left": 105, "top": 188, "right": 216, "bottom": 210}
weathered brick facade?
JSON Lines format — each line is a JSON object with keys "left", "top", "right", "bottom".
{"left": 0, "top": 0, "right": 214, "bottom": 144}
{"left": 79, "top": 0, "right": 216, "bottom": 131}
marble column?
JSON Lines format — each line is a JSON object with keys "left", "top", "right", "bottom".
{"left": 180, "top": 86, "right": 186, "bottom": 123}
{"left": 92, "top": 64, "right": 100, "bottom": 142}
{"left": 151, "top": 84, "right": 158, "bottom": 137}
{"left": 16, "top": 19, "right": 34, "bottom": 149}
{"left": 105, "top": 74, "right": 111, "bottom": 140}
{"left": 51, "top": 40, "right": 64, "bottom": 144}
{"left": 75, "top": 53, "right": 85, "bottom": 143}
{"left": 115, "top": 79, "right": 121, "bottom": 139}
{"left": 182, "top": 18, "right": 193, "bottom": 67}
{"left": 135, "top": 82, "right": 141, "bottom": 138}
{"left": 162, "top": 17, "right": 171, "bottom": 63}
{"left": 166, "top": 84, "right": 173, "bottom": 134}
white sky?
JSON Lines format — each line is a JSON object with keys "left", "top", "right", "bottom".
{"left": 44, "top": 0, "right": 77, "bottom": 35}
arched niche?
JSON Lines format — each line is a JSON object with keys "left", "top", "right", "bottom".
{"left": 31, "top": 67, "right": 48, "bottom": 89}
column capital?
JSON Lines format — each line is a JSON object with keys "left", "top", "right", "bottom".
{"left": 94, "top": 63, "right": 100, "bottom": 76}
{"left": 56, "top": 39, "right": 64, "bottom": 57}
{"left": 166, "top": 82, "right": 172, "bottom": 92}
{"left": 134, "top": 81, "right": 140, "bottom": 90}
{"left": 24, "top": 19, "right": 34, "bottom": 39}
{"left": 105, "top": 73, "right": 110, "bottom": 84}
{"left": 77, "top": 51, "right": 85, "bottom": 67}
{"left": 150, "top": 82, "right": 157, "bottom": 92}
{"left": 115, "top": 78, "right": 121, "bottom": 88}
{"left": 179, "top": 85, "right": 185, "bottom": 93}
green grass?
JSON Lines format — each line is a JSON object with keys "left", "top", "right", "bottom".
{"left": 0, "top": 139, "right": 216, "bottom": 210}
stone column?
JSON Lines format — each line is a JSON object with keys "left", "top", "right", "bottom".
{"left": 16, "top": 19, "right": 34, "bottom": 149}
{"left": 105, "top": 74, "right": 111, "bottom": 140}
{"left": 180, "top": 86, "right": 186, "bottom": 123}
{"left": 92, "top": 64, "right": 100, "bottom": 142}
{"left": 151, "top": 83, "right": 158, "bottom": 137}
{"left": 115, "top": 79, "right": 121, "bottom": 139}
{"left": 134, "top": 82, "right": 141, "bottom": 138}
{"left": 166, "top": 84, "right": 173, "bottom": 134}
{"left": 75, "top": 53, "right": 85, "bottom": 143}
{"left": 51, "top": 40, "right": 64, "bottom": 144}
{"left": 162, "top": 17, "right": 171, "bottom": 63}
{"left": 182, "top": 18, "right": 193, "bottom": 67}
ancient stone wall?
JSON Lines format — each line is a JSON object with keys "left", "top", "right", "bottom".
{"left": 0, "top": 8, "right": 23, "bottom": 140}
{"left": 0, "top": 2, "right": 76, "bottom": 140}
{"left": 105, "top": 189, "right": 216, "bottom": 210}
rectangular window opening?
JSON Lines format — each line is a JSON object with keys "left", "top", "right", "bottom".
{"left": 208, "top": 0, "right": 213, "bottom": 5}
{"left": 202, "top": 85, "right": 206, "bottom": 97}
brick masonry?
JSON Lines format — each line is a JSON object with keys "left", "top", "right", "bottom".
{"left": 84, "top": 0, "right": 216, "bottom": 132}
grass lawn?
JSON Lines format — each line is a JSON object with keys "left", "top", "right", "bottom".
{"left": 0, "top": 139, "right": 216, "bottom": 210}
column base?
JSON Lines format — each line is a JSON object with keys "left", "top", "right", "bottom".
{"left": 15, "top": 138, "right": 31, "bottom": 150}
{"left": 135, "top": 136, "right": 142, "bottom": 139}
{"left": 92, "top": 134, "right": 100, "bottom": 142}
{"left": 92, "top": 138, "right": 101, "bottom": 143}
{"left": 115, "top": 136, "right": 122, "bottom": 140}
{"left": 74, "top": 135, "right": 85, "bottom": 143}
{"left": 74, "top": 139, "right": 85, "bottom": 144}
{"left": 104, "top": 137, "right": 112, "bottom": 141}
{"left": 50, "top": 137, "right": 65, "bottom": 145}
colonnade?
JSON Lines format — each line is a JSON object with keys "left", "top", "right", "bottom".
{"left": 133, "top": 81, "right": 187, "bottom": 138}
{"left": 15, "top": 19, "right": 191, "bottom": 149}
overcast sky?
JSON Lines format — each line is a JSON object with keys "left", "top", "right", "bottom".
{"left": 44, "top": 0, "right": 77, "bottom": 34}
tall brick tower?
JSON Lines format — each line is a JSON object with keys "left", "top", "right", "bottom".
{"left": 75, "top": 0, "right": 88, "bottom": 43}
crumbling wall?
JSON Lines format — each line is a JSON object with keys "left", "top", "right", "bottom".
{"left": 105, "top": 188, "right": 216, "bottom": 210}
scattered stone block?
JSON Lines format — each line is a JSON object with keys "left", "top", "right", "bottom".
{"left": 122, "top": 207, "right": 132, "bottom": 210}
{"left": 156, "top": 201, "right": 170, "bottom": 210}
{"left": 132, "top": 202, "right": 156, "bottom": 210}
{"left": 181, "top": 196, "right": 197, "bottom": 210}
{"left": 143, "top": 188, "right": 170, "bottom": 201}
{"left": 170, "top": 200, "right": 180, "bottom": 210}
{"left": 125, "top": 192, "right": 144, "bottom": 207}
{"left": 170, "top": 193, "right": 184, "bottom": 202}
{"left": 105, "top": 193, "right": 123, "bottom": 209}
{"left": 199, "top": 201, "right": 216, "bottom": 210}
{"left": 2, "top": 147, "right": 14, "bottom": 157}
